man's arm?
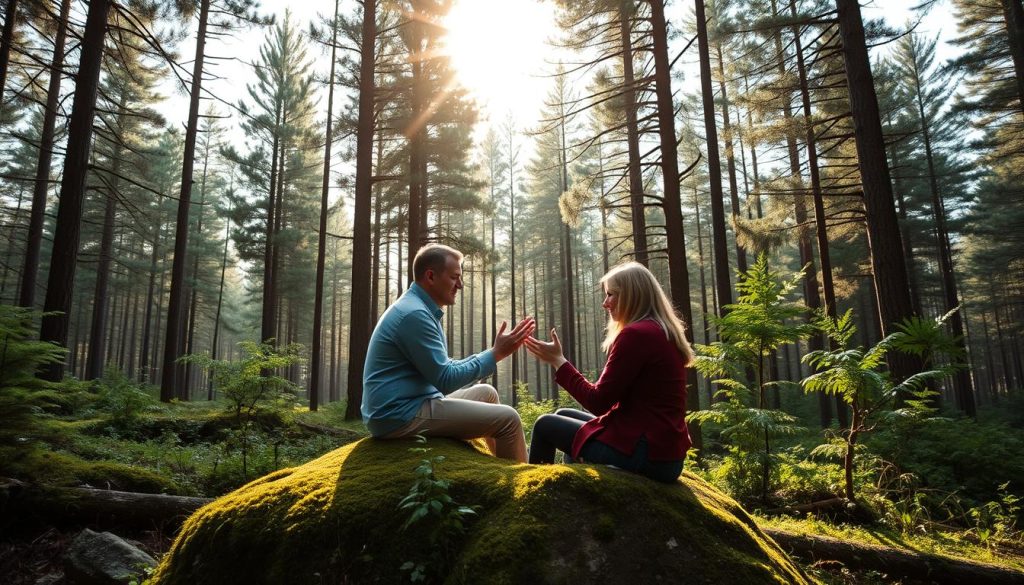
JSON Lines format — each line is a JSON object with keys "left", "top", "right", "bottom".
{"left": 395, "top": 309, "right": 496, "bottom": 393}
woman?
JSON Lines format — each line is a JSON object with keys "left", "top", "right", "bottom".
{"left": 524, "top": 262, "right": 693, "bottom": 483}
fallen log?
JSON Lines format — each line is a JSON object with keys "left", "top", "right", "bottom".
{"left": 3, "top": 478, "right": 213, "bottom": 529}
{"left": 765, "top": 528, "right": 1024, "bottom": 585}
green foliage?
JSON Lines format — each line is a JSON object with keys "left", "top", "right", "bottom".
{"left": 803, "top": 309, "right": 951, "bottom": 502}
{"left": 689, "top": 255, "right": 812, "bottom": 502}
{"left": 969, "top": 483, "right": 1022, "bottom": 549}
{"left": 95, "top": 369, "right": 157, "bottom": 425}
{"left": 181, "top": 341, "right": 303, "bottom": 481}
{"left": 0, "top": 305, "right": 67, "bottom": 441}
{"left": 514, "top": 385, "right": 581, "bottom": 443}
{"left": 398, "top": 437, "right": 479, "bottom": 582}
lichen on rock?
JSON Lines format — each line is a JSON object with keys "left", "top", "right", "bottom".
{"left": 147, "top": 438, "right": 811, "bottom": 584}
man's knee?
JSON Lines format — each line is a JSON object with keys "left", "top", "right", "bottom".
{"left": 494, "top": 404, "right": 522, "bottom": 431}
{"left": 478, "top": 383, "right": 499, "bottom": 404}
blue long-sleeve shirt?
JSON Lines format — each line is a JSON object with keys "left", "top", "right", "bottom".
{"left": 361, "top": 283, "right": 496, "bottom": 436}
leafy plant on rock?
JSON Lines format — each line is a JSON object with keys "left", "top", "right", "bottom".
{"left": 398, "top": 436, "right": 478, "bottom": 582}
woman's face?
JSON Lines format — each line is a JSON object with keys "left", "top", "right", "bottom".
{"left": 602, "top": 284, "right": 620, "bottom": 321}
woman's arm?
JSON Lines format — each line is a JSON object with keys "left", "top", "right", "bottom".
{"left": 528, "top": 326, "right": 647, "bottom": 416}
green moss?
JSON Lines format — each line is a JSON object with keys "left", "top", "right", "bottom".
{"left": 0, "top": 445, "right": 180, "bottom": 494}
{"left": 148, "top": 438, "right": 813, "bottom": 585}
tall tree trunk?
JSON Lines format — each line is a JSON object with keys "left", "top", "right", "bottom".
{"left": 509, "top": 126, "right": 519, "bottom": 397}
{"left": 490, "top": 191, "right": 497, "bottom": 388}
{"left": 619, "top": 0, "right": 648, "bottom": 264}
{"left": 126, "top": 283, "right": 140, "bottom": 378}
{"left": 20, "top": 0, "right": 70, "bottom": 309}
{"left": 835, "top": 0, "right": 922, "bottom": 383}
{"left": 40, "top": 0, "right": 112, "bottom": 380}
{"left": 1002, "top": 0, "right": 1024, "bottom": 115}
{"left": 406, "top": 29, "right": 426, "bottom": 281}
{"left": 650, "top": 0, "right": 701, "bottom": 451}
{"left": 209, "top": 198, "right": 230, "bottom": 400}
{"left": 888, "top": 119, "right": 924, "bottom": 316}
{"left": 371, "top": 142, "right": 382, "bottom": 322}
{"left": 139, "top": 193, "right": 164, "bottom": 384}
{"left": 184, "top": 132, "right": 212, "bottom": 399}
{"left": 715, "top": 42, "right": 748, "bottom": 274}
{"left": 0, "top": 0, "right": 17, "bottom": 102}
{"left": 161, "top": 0, "right": 210, "bottom": 400}
{"left": 772, "top": 1, "right": 830, "bottom": 427}
{"left": 909, "top": 52, "right": 976, "bottom": 415}
{"left": 790, "top": 7, "right": 849, "bottom": 429}
{"left": 480, "top": 216, "right": 487, "bottom": 352}
{"left": 557, "top": 110, "right": 576, "bottom": 368}
{"left": 329, "top": 244, "right": 339, "bottom": 402}
{"left": 695, "top": 0, "right": 733, "bottom": 312}
{"left": 345, "top": 0, "right": 377, "bottom": 420}
{"left": 86, "top": 137, "right": 125, "bottom": 381}
{"left": 311, "top": 0, "right": 340, "bottom": 412}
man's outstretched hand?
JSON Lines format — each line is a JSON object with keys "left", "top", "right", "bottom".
{"left": 492, "top": 317, "right": 536, "bottom": 361}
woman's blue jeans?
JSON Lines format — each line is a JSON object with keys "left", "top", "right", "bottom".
{"left": 529, "top": 408, "right": 683, "bottom": 483}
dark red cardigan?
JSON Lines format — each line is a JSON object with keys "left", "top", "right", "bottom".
{"left": 555, "top": 318, "right": 691, "bottom": 462}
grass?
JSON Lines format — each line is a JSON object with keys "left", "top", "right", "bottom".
{"left": 757, "top": 513, "right": 1024, "bottom": 572}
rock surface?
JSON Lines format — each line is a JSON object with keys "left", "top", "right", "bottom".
{"left": 148, "top": 438, "right": 810, "bottom": 584}
{"left": 63, "top": 528, "right": 155, "bottom": 585}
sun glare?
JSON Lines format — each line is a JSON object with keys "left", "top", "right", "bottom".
{"left": 442, "top": 0, "right": 557, "bottom": 122}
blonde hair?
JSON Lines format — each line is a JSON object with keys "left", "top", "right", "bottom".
{"left": 600, "top": 262, "right": 693, "bottom": 365}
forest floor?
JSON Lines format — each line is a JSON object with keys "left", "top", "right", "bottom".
{"left": 2, "top": 398, "right": 1023, "bottom": 584}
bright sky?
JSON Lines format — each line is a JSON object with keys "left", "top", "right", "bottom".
{"left": 441, "top": 0, "right": 559, "bottom": 128}
{"left": 162, "top": 0, "right": 960, "bottom": 169}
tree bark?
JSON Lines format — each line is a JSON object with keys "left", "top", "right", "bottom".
{"left": 311, "top": 0, "right": 340, "bottom": 412}
{"left": 0, "top": 0, "right": 17, "bottom": 102}
{"left": 695, "top": 0, "right": 733, "bottom": 311}
{"left": 345, "top": 0, "right": 377, "bottom": 420}
{"left": 715, "top": 42, "right": 748, "bottom": 274}
{"left": 649, "top": 0, "right": 701, "bottom": 451}
{"left": 1002, "top": 0, "right": 1024, "bottom": 115}
{"left": 209, "top": 199, "right": 230, "bottom": 400}
{"left": 86, "top": 136, "right": 124, "bottom": 381}
{"left": 20, "top": 0, "right": 70, "bottom": 309}
{"left": 618, "top": 0, "right": 648, "bottom": 265}
{"left": 40, "top": 0, "right": 112, "bottom": 380}
{"left": 161, "top": 0, "right": 210, "bottom": 401}
{"left": 835, "top": 0, "right": 921, "bottom": 383}
{"left": 909, "top": 56, "right": 976, "bottom": 415}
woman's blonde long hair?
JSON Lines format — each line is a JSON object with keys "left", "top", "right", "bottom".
{"left": 600, "top": 262, "right": 693, "bottom": 365}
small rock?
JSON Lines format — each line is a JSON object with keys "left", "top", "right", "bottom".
{"left": 63, "top": 528, "right": 156, "bottom": 585}
{"left": 34, "top": 573, "right": 63, "bottom": 585}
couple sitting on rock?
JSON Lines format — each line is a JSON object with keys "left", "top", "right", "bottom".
{"left": 360, "top": 243, "right": 693, "bottom": 483}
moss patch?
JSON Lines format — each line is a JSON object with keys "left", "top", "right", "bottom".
{"left": 0, "top": 445, "right": 180, "bottom": 494}
{"left": 149, "top": 438, "right": 811, "bottom": 584}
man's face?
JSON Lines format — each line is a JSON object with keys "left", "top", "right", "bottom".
{"left": 424, "top": 255, "right": 463, "bottom": 307}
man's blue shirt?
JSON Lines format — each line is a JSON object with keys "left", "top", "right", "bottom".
{"left": 361, "top": 283, "right": 496, "bottom": 436}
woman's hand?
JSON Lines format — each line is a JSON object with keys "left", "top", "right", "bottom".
{"left": 524, "top": 328, "right": 568, "bottom": 370}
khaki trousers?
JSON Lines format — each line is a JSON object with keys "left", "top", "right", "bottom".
{"left": 383, "top": 384, "right": 527, "bottom": 463}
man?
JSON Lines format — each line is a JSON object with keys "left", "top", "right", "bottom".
{"left": 361, "top": 243, "right": 535, "bottom": 462}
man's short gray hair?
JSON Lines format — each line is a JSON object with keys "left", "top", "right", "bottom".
{"left": 413, "top": 244, "right": 462, "bottom": 281}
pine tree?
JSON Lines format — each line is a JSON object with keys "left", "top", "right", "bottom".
{"left": 38, "top": 0, "right": 113, "bottom": 380}
{"left": 890, "top": 31, "right": 976, "bottom": 415}
{"left": 346, "top": 0, "right": 377, "bottom": 420}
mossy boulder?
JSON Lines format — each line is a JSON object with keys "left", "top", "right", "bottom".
{"left": 148, "top": 438, "right": 811, "bottom": 584}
